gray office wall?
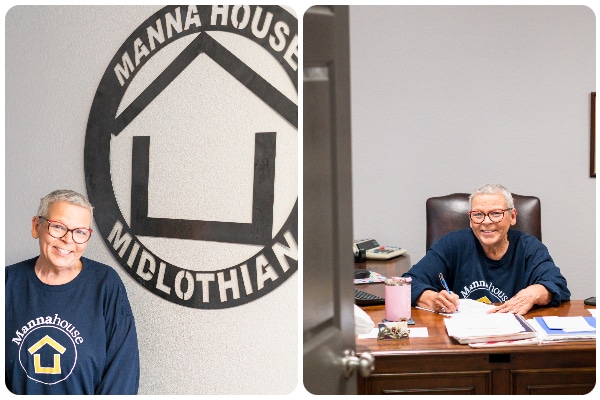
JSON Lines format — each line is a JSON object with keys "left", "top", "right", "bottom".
{"left": 350, "top": 6, "right": 595, "bottom": 300}
{"left": 4, "top": 5, "right": 298, "bottom": 395}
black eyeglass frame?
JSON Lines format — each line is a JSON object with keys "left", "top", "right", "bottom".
{"left": 38, "top": 216, "right": 93, "bottom": 244}
{"left": 468, "top": 208, "right": 513, "bottom": 224}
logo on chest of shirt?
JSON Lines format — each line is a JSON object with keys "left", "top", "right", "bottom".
{"left": 12, "top": 315, "right": 83, "bottom": 385}
{"left": 84, "top": 6, "right": 298, "bottom": 309}
{"left": 460, "top": 280, "right": 509, "bottom": 303}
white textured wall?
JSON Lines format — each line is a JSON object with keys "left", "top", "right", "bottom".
{"left": 350, "top": 5, "right": 595, "bottom": 300}
{"left": 4, "top": 5, "right": 297, "bottom": 395}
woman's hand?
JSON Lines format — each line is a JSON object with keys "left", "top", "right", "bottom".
{"left": 417, "top": 289, "right": 460, "bottom": 313}
{"left": 488, "top": 284, "right": 551, "bottom": 315}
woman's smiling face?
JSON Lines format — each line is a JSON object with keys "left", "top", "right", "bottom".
{"left": 469, "top": 193, "right": 516, "bottom": 252}
{"left": 32, "top": 201, "right": 92, "bottom": 271}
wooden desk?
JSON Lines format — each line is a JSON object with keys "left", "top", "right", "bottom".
{"left": 356, "top": 300, "right": 595, "bottom": 395}
{"left": 354, "top": 254, "right": 411, "bottom": 278}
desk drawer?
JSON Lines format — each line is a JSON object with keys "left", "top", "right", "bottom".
{"left": 362, "top": 370, "right": 491, "bottom": 395}
{"left": 511, "top": 367, "right": 596, "bottom": 395}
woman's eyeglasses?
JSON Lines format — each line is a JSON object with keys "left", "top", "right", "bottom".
{"left": 468, "top": 209, "right": 513, "bottom": 224}
{"left": 38, "top": 216, "right": 93, "bottom": 244}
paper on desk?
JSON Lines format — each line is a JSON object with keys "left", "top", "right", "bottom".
{"left": 417, "top": 298, "right": 495, "bottom": 316}
{"left": 468, "top": 337, "right": 540, "bottom": 348}
{"left": 587, "top": 309, "right": 596, "bottom": 318}
{"left": 357, "top": 327, "right": 428, "bottom": 339}
{"left": 542, "top": 316, "right": 595, "bottom": 332}
{"left": 449, "top": 299, "right": 495, "bottom": 315}
{"left": 406, "top": 327, "right": 428, "bottom": 337}
{"left": 444, "top": 313, "right": 526, "bottom": 338}
{"left": 528, "top": 317, "right": 596, "bottom": 342}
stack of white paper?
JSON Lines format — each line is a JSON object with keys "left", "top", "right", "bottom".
{"left": 444, "top": 312, "right": 536, "bottom": 344}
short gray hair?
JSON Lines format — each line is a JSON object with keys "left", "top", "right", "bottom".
{"left": 469, "top": 183, "right": 514, "bottom": 209}
{"left": 37, "top": 189, "right": 94, "bottom": 221}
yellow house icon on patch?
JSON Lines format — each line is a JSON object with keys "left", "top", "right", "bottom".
{"left": 28, "top": 335, "right": 66, "bottom": 374}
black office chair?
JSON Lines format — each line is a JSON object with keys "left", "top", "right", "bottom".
{"left": 426, "top": 193, "right": 542, "bottom": 251}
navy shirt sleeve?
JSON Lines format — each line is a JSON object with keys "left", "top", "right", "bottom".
{"left": 402, "top": 230, "right": 463, "bottom": 305}
{"left": 95, "top": 269, "right": 140, "bottom": 395}
{"left": 517, "top": 233, "right": 570, "bottom": 306}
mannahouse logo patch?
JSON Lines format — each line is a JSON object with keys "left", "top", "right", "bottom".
{"left": 84, "top": 5, "right": 297, "bottom": 309}
{"left": 12, "top": 316, "right": 81, "bottom": 385}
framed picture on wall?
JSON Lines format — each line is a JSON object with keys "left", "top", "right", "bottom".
{"left": 591, "top": 92, "right": 596, "bottom": 178}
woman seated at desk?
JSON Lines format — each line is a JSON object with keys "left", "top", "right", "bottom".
{"left": 402, "top": 183, "right": 570, "bottom": 315}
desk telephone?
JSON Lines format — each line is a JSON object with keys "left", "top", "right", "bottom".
{"left": 353, "top": 238, "right": 407, "bottom": 261}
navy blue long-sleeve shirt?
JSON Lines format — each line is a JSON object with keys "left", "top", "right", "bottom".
{"left": 403, "top": 229, "right": 570, "bottom": 306}
{"left": 5, "top": 257, "right": 140, "bottom": 394}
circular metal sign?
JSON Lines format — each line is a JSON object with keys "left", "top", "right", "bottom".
{"left": 84, "top": 5, "right": 298, "bottom": 309}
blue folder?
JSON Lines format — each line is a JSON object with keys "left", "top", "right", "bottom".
{"left": 533, "top": 316, "right": 596, "bottom": 335}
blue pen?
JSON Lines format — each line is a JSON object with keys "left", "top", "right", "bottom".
{"left": 438, "top": 273, "right": 459, "bottom": 312}
{"left": 438, "top": 273, "right": 452, "bottom": 293}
